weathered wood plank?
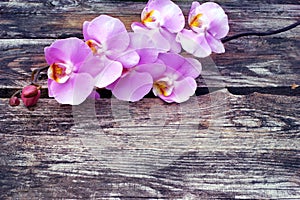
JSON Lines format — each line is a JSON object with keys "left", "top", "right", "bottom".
{"left": 1, "top": 90, "right": 299, "bottom": 199}
{"left": 1, "top": 1, "right": 299, "bottom": 199}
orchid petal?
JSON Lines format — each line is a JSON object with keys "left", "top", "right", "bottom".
{"left": 157, "top": 53, "right": 185, "bottom": 72}
{"left": 112, "top": 71, "right": 153, "bottom": 102}
{"left": 82, "top": 21, "right": 90, "bottom": 41}
{"left": 78, "top": 55, "right": 104, "bottom": 77}
{"left": 48, "top": 79, "right": 54, "bottom": 97}
{"left": 132, "top": 23, "right": 170, "bottom": 52}
{"left": 94, "top": 58, "right": 123, "bottom": 88}
{"left": 176, "top": 29, "right": 211, "bottom": 58}
{"left": 190, "top": 1, "right": 200, "bottom": 11}
{"left": 183, "top": 57, "right": 202, "bottom": 78}
{"left": 108, "top": 49, "right": 140, "bottom": 68}
{"left": 159, "top": 28, "right": 182, "bottom": 53}
{"left": 49, "top": 73, "right": 94, "bottom": 105}
{"left": 207, "top": 14, "right": 229, "bottom": 39}
{"left": 158, "top": 53, "right": 201, "bottom": 78}
{"left": 205, "top": 33, "right": 225, "bottom": 53}
{"left": 128, "top": 32, "right": 160, "bottom": 64}
{"left": 135, "top": 63, "right": 166, "bottom": 80}
{"left": 105, "top": 31, "right": 131, "bottom": 53}
{"left": 136, "top": 48, "right": 160, "bottom": 64}
{"left": 129, "top": 32, "right": 155, "bottom": 49}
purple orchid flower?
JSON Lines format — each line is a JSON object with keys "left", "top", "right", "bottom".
{"left": 83, "top": 15, "right": 139, "bottom": 70}
{"left": 131, "top": 0, "right": 185, "bottom": 53}
{"left": 176, "top": 2, "right": 229, "bottom": 57}
{"left": 152, "top": 53, "right": 202, "bottom": 103}
{"left": 45, "top": 37, "right": 116, "bottom": 105}
{"left": 107, "top": 32, "right": 166, "bottom": 102}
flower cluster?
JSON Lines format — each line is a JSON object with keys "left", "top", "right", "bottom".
{"left": 44, "top": 0, "right": 229, "bottom": 105}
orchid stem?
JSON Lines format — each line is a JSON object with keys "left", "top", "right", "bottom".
{"left": 31, "top": 66, "right": 49, "bottom": 85}
{"left": 11, "top": 89, "right": 21, "bottom": 97}
{"left": 221, "top": 20, "right": 300, "bottom": 43}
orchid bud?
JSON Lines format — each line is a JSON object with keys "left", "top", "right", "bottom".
{"left": 22, "top": 85, "right": 39, "bottom": 98}
{"left": 9, "top": 96, "right": 20, "bottom": 106}
{"left": 21, "top": 85, "right": 41, "bottom": 107}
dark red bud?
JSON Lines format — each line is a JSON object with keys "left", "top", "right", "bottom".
{"left": 9, "top": 96, "right": 20, "bottom": 106}
{"left": 22, "top": 85, "right": 39, "bottom": 98}
{"left": 21, "top": 85, "right": 41, "bottom": 107}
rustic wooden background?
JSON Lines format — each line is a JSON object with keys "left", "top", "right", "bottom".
{"left": 0, "top": 0, "right": 299, "bottom": 199}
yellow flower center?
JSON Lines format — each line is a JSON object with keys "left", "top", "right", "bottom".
{"left": 142, "top": 10, "right": 156, "bottom": 24}
{"left": 86, "top": 39, "right": 103, "bottom": 55}
{"left": 189, "top": 13, "right": 203, "bottom": 28}
{"left": 48, "top": 62, "right": 72, "bottom": 83}
{"left": 153, "top": 81, "right": 172, "bottom": 97}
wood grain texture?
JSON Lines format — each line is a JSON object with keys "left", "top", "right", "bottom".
{"left": 1, "top": 90, "right": 300, "bottom": 199}
{"left": 1, "top": 0, "right": 300, "bottom": 199}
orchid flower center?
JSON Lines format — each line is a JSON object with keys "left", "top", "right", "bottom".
{"left": 190, "top": 13, "right": 203, "bottom": 28}
{"left": 86, "top": 39, "right": 105, "bottom": 56}
{"left": 153, "top": 78, "right": 174, "bottom": 97}
{"left": 48, "top": 62, "right": 73, "bottom": 83}
{"left": 142, "top": 9, "right": 161, "bottom": 28}
{"left": 189, "top": 12, "right": 209, "bottom": 32}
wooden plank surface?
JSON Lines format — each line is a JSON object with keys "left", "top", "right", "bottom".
{"left": 0, "top": 0, "right": 300, "bottom": 199}
{"left": 1, "top": 90, "right": 300, "bottom": 199}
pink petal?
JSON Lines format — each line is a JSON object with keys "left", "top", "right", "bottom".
{"left": 176, "top": 29, "right": 211, "bottom": 58}
{"left": 44, "top": 47, "right": 65, "bottom": 65}
{"left": 48, "top": 79, "right": 54, "bottom": 97}
{"left": 108, "top": 49, "right": 140, "bottom": 68}
{"left": 205, "top": 33, "right": 225, "bottom": 53}
{"left": 135, "top": 63, "right": 166, "bottom": 80}
{"left": 105, "top": 31, "right": 131, "bottom": 53}
{"left": 159, "top": 77, "right": 197, "bottom": 103}
{"left": 78, "top": 55, "right": 104, "bottom": 77}
{"left": 49, "top": 73, "right": 95, "bottom": 105}
{"left": 131, "top": 22, "right": 149, "bottom": 32}
{"left": 183, "top": 58, "right": 202, "bottom": 78}
{"left": 157, "top": 53, "right": 185, "bottom": 72}
{"left": 158, "top": 53, "right": 201, "bottom": 78}
{"left": 128, "top": 33, "right": 160, "bottom": 63}
{"left": 82, "top": 21, "right": 90, "bottom": 41}
{"left": 44, "top": 38, "right": 91, "bottom": 67}
{"left": 207, "top": 14, "right": 229, "bottom": 39}
{"left": 132, "top": 22, "right": 170, "bottom": 52}
{"left": 160, "top": 28, "right": 182, "bottom": 53}
{"left": 129, "top": 32, "right": 155, "bottom": 49}
{"left": 112, "top": 71, "right": 153, "bottom": 102}
{"left": 136, "top": 48, "right": 160, "bottom": 64}
{"left": 190, "top": 1, "right": 200, "bottom": 11}
{"left": 94, "top": 58, "right": 123, "bottom": 88}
